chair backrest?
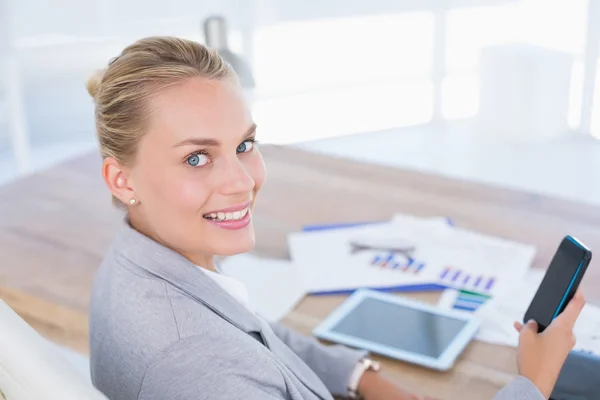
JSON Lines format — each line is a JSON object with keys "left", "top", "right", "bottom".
{"left": 0, "top": 300, "right": 108, "bottom": 400}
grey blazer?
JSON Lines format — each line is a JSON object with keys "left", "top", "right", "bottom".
{"left": 89, "top": 219, "right": 544, "bottom": 400}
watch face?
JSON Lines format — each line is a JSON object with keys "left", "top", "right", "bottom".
{"left": 369, "top": 360, "right": 381, "bottom": 371}
{"left": 363, "top": 358, "right": 381, "bottom": 372}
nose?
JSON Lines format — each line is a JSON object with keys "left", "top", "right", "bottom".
{"left": 218, "top": 155, "right": 255, "bottom": 196}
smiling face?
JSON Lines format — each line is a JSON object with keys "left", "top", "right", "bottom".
{"left": 109, "top": 77, "right": 266, "bottom": 268}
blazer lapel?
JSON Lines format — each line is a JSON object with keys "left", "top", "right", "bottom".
{"left": 113, "top": 218, "right": 261, "bottom": 333}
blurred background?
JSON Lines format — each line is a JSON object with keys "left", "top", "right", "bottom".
{"left": 1, "top": 0, "right": 600, "bottom": 203}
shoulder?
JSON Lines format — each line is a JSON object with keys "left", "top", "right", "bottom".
{"left": 89, "top": 246, "right": 271, "bottom": 399}
{"left": 89, "top": 249, "right": 182, "bottom": 399}
{"left": 90, "top": 246, "right": 179, "bottom": 345}
{"left": 138, "top": 334, "right": 288, "bottom": 400}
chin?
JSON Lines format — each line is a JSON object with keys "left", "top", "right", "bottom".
{"left": 215, "top": 235, "right": 256, "bottom": 256}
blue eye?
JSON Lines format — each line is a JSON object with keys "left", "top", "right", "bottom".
{"left": 186, "top": 153, "right": 209, "bottom": 167}
{"left": 237, "top": 140, "right": 254, "bottom": 153}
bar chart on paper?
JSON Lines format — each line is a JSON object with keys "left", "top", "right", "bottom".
{"left": 439, "top": 267, "right": 496, "bottom": 293}
{"left": 370, "top": 252, "right": 425, "bottom": 274}
{"left": 438, "top": 289, "right": 491, "bottom": 312}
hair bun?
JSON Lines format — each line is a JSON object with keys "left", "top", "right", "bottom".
{"left": 86, "top": 68, "right": 106, "bottom": 99}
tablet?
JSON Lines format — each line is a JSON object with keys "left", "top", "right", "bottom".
{"left": 312, "top": 289, "right": 481, "bottom": 371}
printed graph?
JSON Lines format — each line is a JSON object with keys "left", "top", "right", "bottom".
{"left": 439, "top": 266, "right": 496, "bottom": 292}
{"left": 449, "top": 289, "right": 490, "bottom": 312}
{"left": 370, "top": 252, "right": 425, "bottom": 274}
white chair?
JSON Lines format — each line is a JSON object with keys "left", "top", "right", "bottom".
{"left": 0, "top": 300, "right": 108, "bottom": 400}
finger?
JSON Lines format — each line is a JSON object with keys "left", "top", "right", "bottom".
{"left": 514, "top": 321, "right": 523, "bottom": 332}
{"left": 554, "top": 292, "right": 586, "bottom": 329}
{"left": 574, "top": 288, "right": 586, "bottom": 302}
{"left": 520, "top": 319, "right": 539, "bottom": 335}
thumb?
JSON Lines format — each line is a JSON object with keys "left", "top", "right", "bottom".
{"left": 520, "top": 319, "right": 539, "bottom": 337}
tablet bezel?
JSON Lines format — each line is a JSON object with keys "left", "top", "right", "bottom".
{"left": 312, "top": 289, "right": 481, "bottom": 371}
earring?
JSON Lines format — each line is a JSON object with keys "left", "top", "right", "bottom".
{"left": 129, "top": 198, "right": 137, "bottom": 206}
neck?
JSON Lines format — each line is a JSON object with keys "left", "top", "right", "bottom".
{"left": 186, "top": 252, "right": 216, "bottom": 272}
{"left": 127, "top": 212, "right": 216, "bottom": 272}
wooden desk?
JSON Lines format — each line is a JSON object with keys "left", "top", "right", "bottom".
{"left": 1, "top": 145, "right": 600, "bottom": 399}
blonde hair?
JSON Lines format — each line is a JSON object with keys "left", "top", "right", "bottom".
{"left": 86, "top": 36, "right": 237, "bottom": 207}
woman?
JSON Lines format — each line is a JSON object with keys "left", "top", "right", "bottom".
{"left": 88, "top": 36, "right": 585, "bottom": 400}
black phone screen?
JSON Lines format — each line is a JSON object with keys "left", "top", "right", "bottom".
{"left": 524, "top": 237, "right": 590, "bottom": 331}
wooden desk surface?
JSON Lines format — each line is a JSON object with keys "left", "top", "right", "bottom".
{"left": 2, "top": 145, "right": 600, "bottom": 399}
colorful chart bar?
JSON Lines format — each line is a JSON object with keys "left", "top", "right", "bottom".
{"left": 451, "top": 289, "right": 491, "bottom": 312}
{"left": 439, "top": 267, "right": 496, "bottom": 292}
{"left": 370, "top": 252, "right": 424, "bottom": 274}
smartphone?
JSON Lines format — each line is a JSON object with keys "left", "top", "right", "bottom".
{"left": 523, "top": 235, "right": 592, "bottom": 332}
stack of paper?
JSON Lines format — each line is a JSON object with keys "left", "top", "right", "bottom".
{"left": 288, "top": 213, "right": 537, "bottom": 298}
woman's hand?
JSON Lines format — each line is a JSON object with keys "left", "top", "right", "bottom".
{"left": 357, "top": 370, "right": 439, "bottom": 400}
{"left": 514, "top": 289, "right": 586, "bottom": 398}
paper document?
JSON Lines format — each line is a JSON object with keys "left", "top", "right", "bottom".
{"left": 288, "top": 214, "right": 536, "bottom": 297}
{"left": 219, "top": 253, "right": 308, "bottom": 322}
{"left": 443, "top": 268, "right": 600, "bottom": 355}
{"left": 391, "top": 213, "right": 537, "bottom": 297}
{"left": 288, "top": 222, "right": 432, "bottom": 293}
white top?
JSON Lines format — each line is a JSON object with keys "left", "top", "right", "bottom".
{"left": 200, "top": 267, "right": 253, "bottom": 311}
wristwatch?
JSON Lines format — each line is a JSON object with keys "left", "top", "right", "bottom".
{"left": 347, "top": 357, "right": 381, "bottom": 399}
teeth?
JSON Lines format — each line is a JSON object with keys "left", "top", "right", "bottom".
{"left": 207, "top": 207, "right": 249, "bottom": 221}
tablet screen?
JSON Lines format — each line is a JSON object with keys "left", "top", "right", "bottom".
{"left": 329, "top": 297, "right": 468, "bottom": 358}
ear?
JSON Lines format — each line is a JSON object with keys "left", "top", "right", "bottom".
{"left": 102, "top": 157, "right": 137, "bottom": 205}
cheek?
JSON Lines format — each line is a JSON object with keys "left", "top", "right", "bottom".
{"left": 139, "top": 165, "right": 211, "bottom": 212}
{"left": 171, "top": 171, "right": 212, "bottom": 209}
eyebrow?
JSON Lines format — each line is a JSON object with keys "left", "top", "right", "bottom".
{"left": 173, "top": 123, "right": 257, "bottom": 147}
